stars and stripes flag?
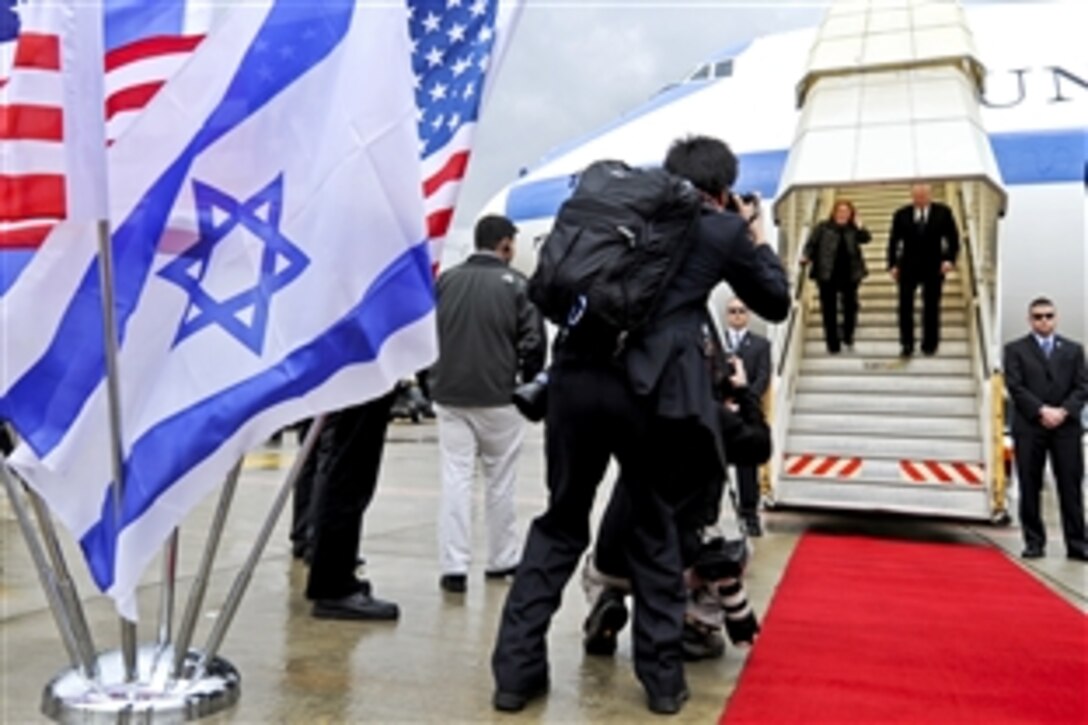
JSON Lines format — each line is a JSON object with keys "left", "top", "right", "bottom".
{"left": 0, "top": 0, "right": 106, "bottom": 419}
{"left": 0, "top": 0, "right": 106, "bottom": 295}
{"left": 410, "top": 0, "right": 522, "bottom": 265}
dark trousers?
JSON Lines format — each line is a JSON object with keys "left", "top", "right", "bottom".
{"left": 897, "top": 273, "right": 943, "bottom": 352}
{"left": 290, "top": 419, "right": 317, "bottom": 552}
{"left": 305, "top": 390, "right": 396, "bottom": 600}
{"left": 1014, "top": 428, "right": 1087, "bottom": 554}
{"left": 735, "top": 465, "right": 760, "bottom": 517}
{"left": 491, "top": 362, "right": 687, "bottom": 700}
{"left": 596, "top": 423, "right": 721, "bottom": 578}
{"left": 817, "top": 280, "right": 859, "bottom": 352}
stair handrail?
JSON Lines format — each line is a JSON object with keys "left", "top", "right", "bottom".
{"left": 950, "top": 181, "right": 1006, "bottom": 518}
{"left": 767, "top": 188, "right": 827, "bottom": 499}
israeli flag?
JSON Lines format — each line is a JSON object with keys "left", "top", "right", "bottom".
{"left": 8, "top": 0, "right": 436, "bottom": 618}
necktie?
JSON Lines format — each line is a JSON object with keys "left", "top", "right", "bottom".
{"left": 1041, "top": 338, "right": 1053, "bottom": 358}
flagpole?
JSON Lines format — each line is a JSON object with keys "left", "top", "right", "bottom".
{"left": 24, "top": 487, "right": 102, "bottom": 681}
{"left": 171, "top": 460, "right": 242, "bottom": 680}
{"left": 155, "top": 529, "right": 180, "bottom": 655}
{"left": 93, "top": 217, "right": 139, "bottom": 684}
{"left": 196, "top": 416, "right": 326, "bottom": 674}
{"left": 0, "top": 461, "right": 96, "bottom": 680}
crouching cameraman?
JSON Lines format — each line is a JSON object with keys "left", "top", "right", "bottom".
{"left": 582, "top": 341, "right": 770, "bottom": 660}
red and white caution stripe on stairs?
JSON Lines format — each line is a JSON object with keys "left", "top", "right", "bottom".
{"left": 899, "top": 460, "right": 984, "bottom": 486}
{"left": 783, "top": 454, "right": 986, "bottom": 487}
{"left": 783, "top": 455, "right": 863, "bottom": 479}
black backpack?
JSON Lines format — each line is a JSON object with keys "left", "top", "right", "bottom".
{"left": 528, "top": 160, "right": 702, "bottom": 339}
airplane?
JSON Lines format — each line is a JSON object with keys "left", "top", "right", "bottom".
{"left": 482, "top": 1, "right": 1086, "bottom": 345}
{"left": 476, "top": 1, "right": 1087, "bottom": 522}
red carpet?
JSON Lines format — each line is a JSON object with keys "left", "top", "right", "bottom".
{"left": 722, "top": 534, "right": 1088, "bottom": 724}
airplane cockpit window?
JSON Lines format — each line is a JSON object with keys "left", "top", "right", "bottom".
{"left": 684, "top": 59, "right": 733, "bottom": 84}
{"left": 688, "top": 64, "right": 711, "bottom": 81}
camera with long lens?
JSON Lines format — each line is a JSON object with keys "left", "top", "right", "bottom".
{"left": 723, "top": 191, "right": 760, "bottom": 220}
{"left": 512, "top": 371, "right": 548, "bottom": 422}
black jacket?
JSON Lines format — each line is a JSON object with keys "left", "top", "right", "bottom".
{"left": 803, "top": 220, "right": 871, "bottom": 284}
{"left": 887, "top": 202, "right": 960, "bottom": 276}
{"left": 430, "top": 253, "right": 546, "bottom": 407}
{"left": 725, "top": 329, "right": 772, "bottom": 399}
{"left": 624, "top": 208, "right": 789, "bottom": 437}
{"left": 1004, "top": 334, "right": 1087, "bottom": 437}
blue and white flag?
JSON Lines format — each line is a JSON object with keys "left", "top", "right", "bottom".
{"left": 9, "top": 0, "right": 436, "bottom": 617}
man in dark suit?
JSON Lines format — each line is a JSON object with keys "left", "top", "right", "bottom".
{"left": 1004, "top": 297, "right": 1087, "bottom": 561}
{"left": 887, "top": 183, "right": 960, "bottom": 356}
{"left": 722, "top": 296, "right": 771, "bottom": 536}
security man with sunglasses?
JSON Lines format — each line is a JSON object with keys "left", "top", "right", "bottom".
{"left": 1004, "top": 296, "right": 1088, "bottom": 562}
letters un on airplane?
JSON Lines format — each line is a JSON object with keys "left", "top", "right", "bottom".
{"left": 481, "top": 3, "right": 1086, "bottom": 344}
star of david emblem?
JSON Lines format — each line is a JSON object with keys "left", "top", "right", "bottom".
{"left": 158, "top": 174, "right": 309, "bottom": 355}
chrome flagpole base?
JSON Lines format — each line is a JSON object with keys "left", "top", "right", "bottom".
{"left": 42, "top": 645, "right": 240, "bottom": 723}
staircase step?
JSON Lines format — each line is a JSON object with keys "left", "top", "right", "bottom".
{"left": 773, "top": 476, "right": 990, "bottom": 519}
{"left": 850, "top": 310, "right": 967, "bottom": 326}
{"left": 804, "top": 326, "right": 967, "bottom": 341}
{"left": 789, "top": 413, "right": 979, "bottom": 439}
{"left": 796, "top": 374, "right": 976, "bottom": 396}
{"left": 842, "top": 298, "right": 964, "bottom": 311}
{"left": 856, "top": 283, "right": 965, "bottom": 297}
{"left": 803, "top": 340, "right": 970, "bottom": 357}
{"left": 794, "top": 393, "right": 978, "bottom": 415}
{"left": 785, "top": 434, "right": 982, "bottom": 460}
{"left": 800, "top": 356, "right": 973, "bottom": 375}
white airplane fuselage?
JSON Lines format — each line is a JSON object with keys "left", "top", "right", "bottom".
{"left": 481, "top": 3, "right": 1087, "bottom": 343}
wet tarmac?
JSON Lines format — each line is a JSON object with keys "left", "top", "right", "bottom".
{"left": 1, "top": 421, "right": 1084, "bottom": 723}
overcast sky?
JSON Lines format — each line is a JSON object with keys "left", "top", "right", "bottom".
{"left": 449, "top": 0, "right": 1039, "bottom": 233}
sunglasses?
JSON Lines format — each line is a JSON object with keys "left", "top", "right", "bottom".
{"left": 727, "top": 308, "right": 748, "bottom": 314}
{"left": 1032, "top": 312, "right": 1055, "bottom": 320}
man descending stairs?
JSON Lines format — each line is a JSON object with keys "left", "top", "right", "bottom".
{"left": 778, "top": 185, "right": 989, "bottom": 518}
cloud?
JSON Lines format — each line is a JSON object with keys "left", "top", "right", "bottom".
{"left": 452, "top": 3, "right": 826, "bottom": 228}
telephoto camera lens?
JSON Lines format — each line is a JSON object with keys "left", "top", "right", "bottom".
{"left": 512, "top": 372, "right": 549, "bottom": 422}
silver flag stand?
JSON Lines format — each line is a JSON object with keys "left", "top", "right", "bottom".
{"left": 29, "top": 418, "right": 326, "bottom": 723}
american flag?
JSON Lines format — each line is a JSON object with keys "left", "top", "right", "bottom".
{"left": 0, "top": 1, "right": 206, "bottom": 294}
{"left": 1, "top": 5, "right": 68, "bottom": 255}
{"left": 408, "top": 0, "right": 521, "bottom": 264}
{"left": 101, "top": 3, "right": 215, "bottom": 143}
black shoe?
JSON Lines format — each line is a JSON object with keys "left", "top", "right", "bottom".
{"left": 742, "top": 513, "right": 763, "bottom": 538}
{"left": 647, "top": 688, "right": 689, "bottom": 715}
{"left": 583, "top": 588, "right": 628, "bottom": 656}
{"left": 922, "top": 346, "right": 937, "bottom": 356}
{"left": 439, "top": 573, "right": 467, "bottom": 593}
{"left": 291, "top": 540, "right": 310, "bottom": 560}
{"left": 900, "top": 346, "right": 914, "bottom": 358}
{"left": 1066, "top": 549, "right": 1088, "bottom": 561}
{"left": 311, "top": 591, "right": 398, "bottom": 621}
{"left": 1021, "top": 546, "right": 1044, "bottom": 559}
{"left": 493, "top": 680, "right": 548, "bottom": 712}
{"left": 682, "top": 621, "right": 725, "bottom": 661}
{"left": 484, "top": 565, "right": 518, "bottom": 580}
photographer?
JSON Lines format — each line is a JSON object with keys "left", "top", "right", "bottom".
{"left": 800, "top": 199, "right": 871, "bottom": 354}
{"left": 491, "top": 135, "right": 788, "bottom": 716}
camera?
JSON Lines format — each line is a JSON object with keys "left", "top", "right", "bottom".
{"left": 512, "top": 372, "right": 548, "bottom": 422}
{"left": 724, "top": 191, "right": 760, "bottom": 220}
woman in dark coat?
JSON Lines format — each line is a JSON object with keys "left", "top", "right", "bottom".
{"left": 801, "top": 200, "right": 871, "bottom": 353}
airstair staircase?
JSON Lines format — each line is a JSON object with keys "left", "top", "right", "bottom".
{"left": 764, "top": 0, "right": 1009, "bottom": 521}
